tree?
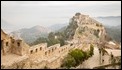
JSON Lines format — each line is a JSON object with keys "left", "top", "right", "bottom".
{"left": 30, "top": 37, "right": 47, "bottom": 46}
{"left": 61, "top": 55, "right": 76, "bottom": 69}
{"left": 48, "top": 32, "right": 55, "bottom": 40}
{"left": 61, "top": 48, "right": 94, "bottom": 68}
{"left": 69, "top": 49, "right": 85, "bottom": 65}
{"left": 59, "top": 38, "right": 65, "bottom": 46}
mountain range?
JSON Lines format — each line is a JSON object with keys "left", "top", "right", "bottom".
{"left": 49, "top": 23, "right": 68, "bottom": 32}
{"left": 1, "top": 16, "right": 121, "bottom": 44}
{"left": 11, "top": 25, "right": 51, "bottom": 44}
{"left": 94, "top": 16, "right": 121, "bottom": 26}
{"left": 105, "top": 25, "right": 121, "bottom": 42}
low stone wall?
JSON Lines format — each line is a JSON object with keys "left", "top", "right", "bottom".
{"left": 1, "top": 42, "right": 89, "bottom": 69}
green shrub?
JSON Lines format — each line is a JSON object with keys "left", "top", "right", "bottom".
{"left": 61, "top": 55, "right": 76, "bottom": 68}
{"left": 61, "top": 48, "right": 94, "bottom": 68}
{"left": 69, "top": 49, "right": 85, "bottom": 65}
{"left": 89, "top": 44, "right": 94, "bottom": 56}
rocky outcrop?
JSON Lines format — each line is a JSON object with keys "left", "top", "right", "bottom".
{"left": 68, "top": 13, "right": 111, "bottom": 43}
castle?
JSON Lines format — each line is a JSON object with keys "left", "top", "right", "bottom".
{"left": 1, "top": 29, "right": 76, "bottom": 69}
{"left": 1, "top": 13, "right": 121, "bottom": 69}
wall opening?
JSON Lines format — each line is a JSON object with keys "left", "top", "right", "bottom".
{"left": 48, "top": 50, "right": 50, "bottom": 54}
{"left": 30, "top": 50, "right": 33, "bottom": 54}
{"left": 12, "top": 40, "right": 14, "bottom": 44}
{"left": 17, "top": 42, "right": 20, "bottom": 47}
{"left": 62, "top": 49, "right": 63, "bottom": 51}
{"left": 6, "top": 42, "right": 8, "bottom": 46}
{"left": 40, "top": 47, "right": 42, "bottom": 51}
{"left": 36, "top": 49, "right": 38, "bottom": 52}
{"left": 97, "top": 29, "right": 100, "bottom": 33}
{"left": 52, "top": 48, "right": 53, "bottom": 52}
{"left": 45, "top": 52, "right": 47, "bottom": 55}
{"left": 102, "top": 59, "right": 104, "bottom": 63}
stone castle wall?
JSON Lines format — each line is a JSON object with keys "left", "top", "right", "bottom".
{"left": 1, "top": 30, "right": 76, "bottom": 69}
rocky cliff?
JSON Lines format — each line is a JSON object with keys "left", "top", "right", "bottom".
{"left": 65, "top": 13, "right": 111, "bottom": 43}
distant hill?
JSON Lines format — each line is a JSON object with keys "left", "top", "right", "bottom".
{"left": 105, "top": 25, "right": 121, "bottom": 42}
{"left": 56, "top": 26, "right": 67, "bottom": 32}
{"left": 49, "top": 23, "right": 68, "bottom": 32}
{"left": 11, "top": 25, "right": 51, "bottom": 44}
{"left": 94, "top": 16, "right": 121, "bottom": 26}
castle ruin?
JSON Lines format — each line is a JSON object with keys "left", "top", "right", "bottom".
{"left": 1, "top": 13, "right": 121, "bottom": 69}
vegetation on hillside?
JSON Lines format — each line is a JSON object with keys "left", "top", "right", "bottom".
{"left": 30, "top": 32, "right": 68, "bottom": 47}
{"left": 61, "top": 44, "right": 94, "bottom": 68}
{"left": 30, "top": 18, "right": 78, "bottom": 47}
{"left": 105, "top": 26, "right": 121, "bottom": 42}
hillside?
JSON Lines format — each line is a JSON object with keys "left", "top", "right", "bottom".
{"left": 11, "top": 25, "right": 51, "bottom": 44}
{"left": 71, "top": 13, "right": 110, "bottom": 43}
{"left": 105, "top": 25, "right": 121, "bottom": 42}
{"left": 94, "top": 16, "right": 121, "bottom": 26}
{"left": 49, "top": 23, "right": 68, "bottom": 32}
{"left": 31, "top": 13, "right": 113, "bottom": 47}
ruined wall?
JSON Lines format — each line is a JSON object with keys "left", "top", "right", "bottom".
{"left": 1, "top": 29, "right": 29, "bottom": 56}
{"left": 1, "top": 29, "right": 72, "bottom": 69}
{"left": 1, "top": 30, "right": 12, "bottom": 55}
{"left": 0, "top": 28, "right": 109, "bottom": 69}
{"left": 10, "top": 40, "right": 23, "bottom": 55}
{"left": 29, "top": 43, "right": 47, "bottom": 60}
{"left": 24, "top": 44, "right": 70, "bottom": 69}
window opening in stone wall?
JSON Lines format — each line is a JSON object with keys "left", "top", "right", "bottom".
{"left": 40, "top": 47, "right": 42, "bottom": 50}
{"left": 17, "top": 42, "right": 20, "bottom": 47}
{"left": 45, "top": 52, "right": 47, "bottom": 55}
{"left": 102, "top": 59, "right": 104, "bottom": 63}
{"left": 36, "top": 49, "right": 38, "bottom": 52}
{"left": 6, "top": 42, "right": 8, "bottom": 46}
{"left": 52, "top": 48, "right": 53, "bottom": 52}
{"left": 30, "top": 50, "right": 33, "bottom": 54}
{"left": 48, "top": 50, "right": 50, "bottom": 54}
{"left": 12, "top": 40, "right": 14, "bottom": 44}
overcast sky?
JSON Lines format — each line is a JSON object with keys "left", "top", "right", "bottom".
{"left": 1, "top": 1, "right": 121, "bottom": 28}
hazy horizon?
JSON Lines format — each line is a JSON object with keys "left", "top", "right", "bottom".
{"left": 1, "top": 1, "right": 121, "bottom": 29}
